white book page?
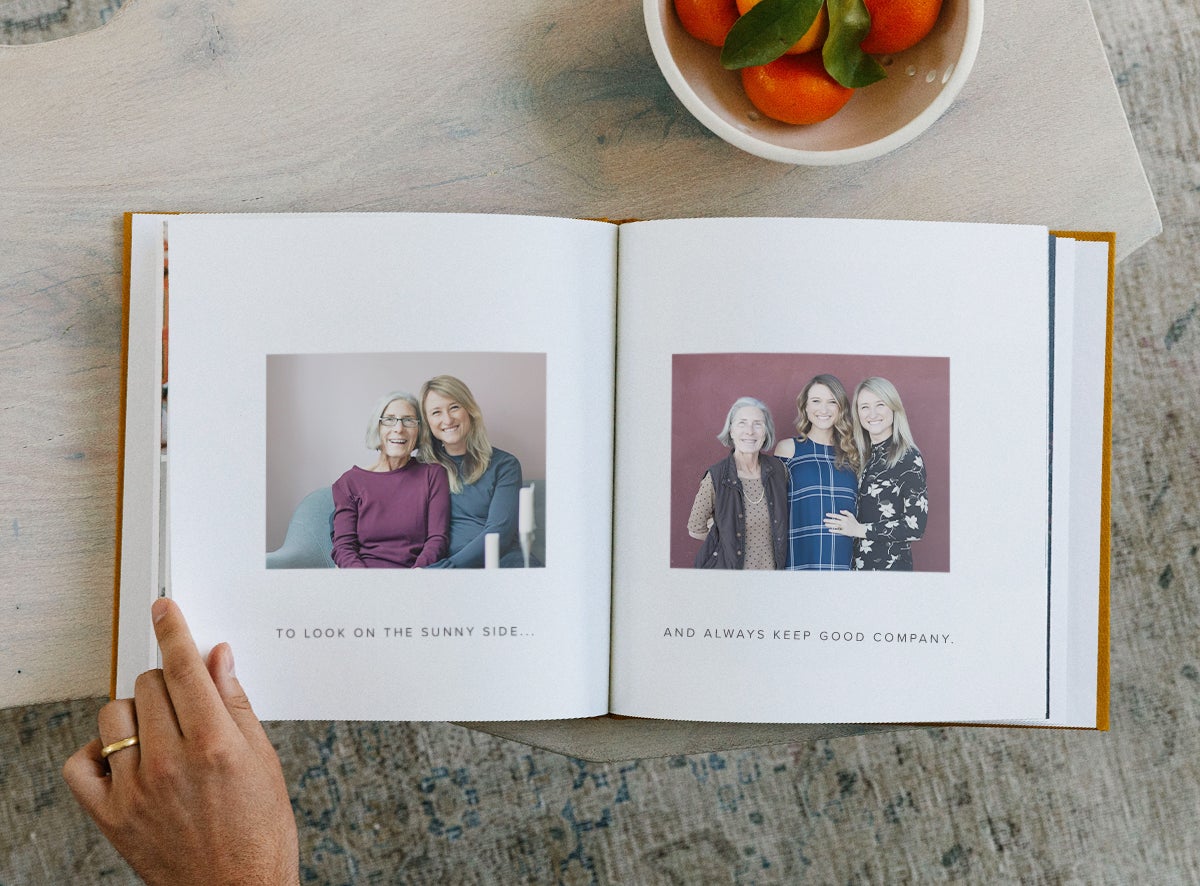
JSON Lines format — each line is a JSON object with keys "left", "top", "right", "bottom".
{"left": 989, "top": 236, "right": 1110, "bottom": 729}
{"left": 165, "top": 213, "right": 617, "bottom": 720}
{"left": 114, "top": 215, "right": 169, "bottom": 696}
{"left": 1054, "top": 238, "right": 1109, "bottom": 726}
{"left": 1047, "top": 239, "right": 1079, "bottom": 722}
{"left": 611, "top": 217, "right": 1054, "bottom": 723}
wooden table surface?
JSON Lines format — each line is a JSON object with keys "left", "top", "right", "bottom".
{"left": 0, "top": 0, "right": 1158, "bottom": 756}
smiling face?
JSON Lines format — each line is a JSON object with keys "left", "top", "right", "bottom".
{"left": 857, "top": 388, "right": 895, "bottom": 444}
{"left": 423, "top": 389, "right": 473, "bottom": 456}
{"left": 804, "top": 383, "right": 840, "bottom": 440}
{"left": 730, "top": 406, "right": 768, "bottom": 454}
{"left": 379, "top": 399, "right": 419, "bottom": 462}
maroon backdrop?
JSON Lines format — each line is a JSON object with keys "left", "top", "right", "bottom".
{"left": 670, "top": 353, "right": 950, "bottom": 571}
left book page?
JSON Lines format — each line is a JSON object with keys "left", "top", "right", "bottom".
{"left": 117, "top": 213, "right": 618, "bottom": 721}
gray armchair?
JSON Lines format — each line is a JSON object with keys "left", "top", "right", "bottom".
{"left": 265, "top": 487, "right": 336, "bottom": 569}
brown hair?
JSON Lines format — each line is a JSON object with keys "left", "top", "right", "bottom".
{"left": 794, "top": 374, "right": 859, "bottom": 474}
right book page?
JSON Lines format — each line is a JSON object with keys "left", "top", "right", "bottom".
{"left": 609, "top": 217, "right": 1074, "bottom": 724}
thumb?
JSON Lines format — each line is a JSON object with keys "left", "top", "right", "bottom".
{"left": 206, "top": 643, "right": 263, "bottom": 736}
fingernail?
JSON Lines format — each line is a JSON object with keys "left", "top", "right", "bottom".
{"left": 224, "top": 645, "right": 236, "bottom": 678}
{"left": 151, "top": 597, "right": 169, "bottom": 623}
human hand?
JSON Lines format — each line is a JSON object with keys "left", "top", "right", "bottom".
{"left": 824, "top": 509, "right": 867, "bottom": 538}
{"left": 63, "top": 598, "right": 299, "bottom": 886}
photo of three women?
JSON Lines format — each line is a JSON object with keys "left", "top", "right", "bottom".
{"left": 332, "top": 375, "right": 536, "bottom": 569}
{"left": 688, "top": 375, "right": 929, "bottom": 571}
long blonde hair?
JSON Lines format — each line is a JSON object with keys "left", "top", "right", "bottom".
{"left": 418, "top": 375, "right": 492, "bottom": 494}
{"left": 794, "top": 374, "right": 859, "bottom": 474}
{"left": 852, "top": 377, "right": 917, "bottom": 470}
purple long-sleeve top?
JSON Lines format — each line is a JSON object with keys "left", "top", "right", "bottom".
{"left": 331, "top": 461, "right": 450, "bottom": 568}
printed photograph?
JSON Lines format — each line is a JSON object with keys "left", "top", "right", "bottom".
{"left": 265, "top": 352, "right": 546, "bottom": 570}
{"left": 671, "top": 353, "right": 950, "bottom": 572}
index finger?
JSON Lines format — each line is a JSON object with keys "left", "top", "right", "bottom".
{"left": 151, "top": 597, "right": 233, "bottom": 739}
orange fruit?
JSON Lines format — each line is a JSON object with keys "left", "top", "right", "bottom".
{"left": 735, "top": 0, "right": 829, "bottom": 54}
{"left": 674, "top": 0, "right": 740, "bottom": 47}
{"left": 741, "top": 53, "right": 853, "bottom": 125}
{"left": 859, "top": 0, "right": 944, "bottom": 55}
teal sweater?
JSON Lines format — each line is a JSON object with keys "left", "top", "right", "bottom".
{"left": 426, "top": 448, "right": 525, "bottom": 568}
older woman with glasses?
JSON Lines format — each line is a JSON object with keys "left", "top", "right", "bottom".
{"left": 331, "top": 390, "right": 450, "bottom": 568}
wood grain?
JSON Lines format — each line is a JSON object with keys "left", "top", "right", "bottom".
{"left": 0, "top": 0, "right": 1157, "bottom": 731}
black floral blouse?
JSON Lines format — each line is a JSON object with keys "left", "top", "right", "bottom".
{"left": 853, "top": 440, "right": 929, "bottom": 571}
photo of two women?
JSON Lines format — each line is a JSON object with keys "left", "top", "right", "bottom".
{"left": 671, "top": 353, "right": 950, "bottom": 573}
{"left": 265, "top": 352, "right": 546, "bottom": 570}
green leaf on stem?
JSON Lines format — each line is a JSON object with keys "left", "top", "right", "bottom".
{"left": 720, "top": 0, "right": 825, "bottom": 69}
{"left": 824, "top": 0, "right": 886, "bottom": 87}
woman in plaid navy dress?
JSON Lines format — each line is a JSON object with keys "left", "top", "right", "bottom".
{"left": 773, "top": 375, "right": 860, "bottom": 570}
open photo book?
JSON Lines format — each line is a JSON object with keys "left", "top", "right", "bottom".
{"left": 116, "top": 212, "right": 1111, "bottom": 729}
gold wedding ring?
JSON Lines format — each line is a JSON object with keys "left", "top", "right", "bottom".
{"left": 100, "top": 735, "right": 140, "bottom": 759}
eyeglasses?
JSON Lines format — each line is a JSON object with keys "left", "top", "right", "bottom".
{"left": 379, "top": 415, "right": 419, "bottom": 428}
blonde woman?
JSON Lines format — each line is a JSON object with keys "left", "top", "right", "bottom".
{"left": 825, "top": 377, "right": 929, "bottom": 570}
{"left": 419, "top": 375, "right": 533, "bottom": 568}
{"left": 774, "top": 374, "right": 859, "bottom": 570}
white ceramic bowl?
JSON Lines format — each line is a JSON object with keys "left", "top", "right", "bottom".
{"left": 644, "top": 0, "right": 983, "bottom": 165}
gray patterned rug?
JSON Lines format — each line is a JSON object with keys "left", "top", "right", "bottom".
{"left": 0, "top": 0, "right": 122, "bottom": 43}
{"left": 3, "top": 0, "right": 1199, "bottom": 882}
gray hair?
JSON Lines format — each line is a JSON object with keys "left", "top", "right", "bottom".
{"left": 364, "top": 390, "right": 420, "bottom": 450}
{"left": 716, "top": 396, "right": 776, "bottom": 451}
